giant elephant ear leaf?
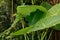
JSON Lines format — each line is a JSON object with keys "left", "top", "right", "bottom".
{"left": 10, "top": 4, "right": 60, "bottom": 35}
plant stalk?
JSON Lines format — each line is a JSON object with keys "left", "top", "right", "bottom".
{"left": 31, "top": 0, "right": 34, "bottom": 5}
{"left": 21, "top": 18, "right": 27, "bottom": 40}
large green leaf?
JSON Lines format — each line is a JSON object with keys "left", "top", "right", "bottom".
{"left": 10, "top": 5, "right": 47, "bottom": 35}
{"left": 10, "top": 4, "right": 60, "bottom": 35}
{"left": 11, "top": 6, "right": 47, "bottom": 27}
{"left": 10, "top": 2, "right": 52, "bottom": 28}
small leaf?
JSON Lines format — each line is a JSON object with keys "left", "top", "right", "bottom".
{"left": 41, "top": 2, "right": 52, "bottom": 10}
{"left": 53, "top": 24, "right": 60, "bottom": 30}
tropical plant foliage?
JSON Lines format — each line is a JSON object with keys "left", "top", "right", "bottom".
{"left": 0, "top": 0, "right": 60, "bottom": 40}
{"left": 10, "top": 3, "right": 60, "bottom": 35}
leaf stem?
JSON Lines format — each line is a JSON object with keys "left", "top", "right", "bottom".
{"left": 31, "top": 0, "right": 34, "bottom": 5}
{"left": 40, "top": 29, "right": 48, "bottom": 40}
{"left": 21, "top": 18, "right": 27, "bottom": 40}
